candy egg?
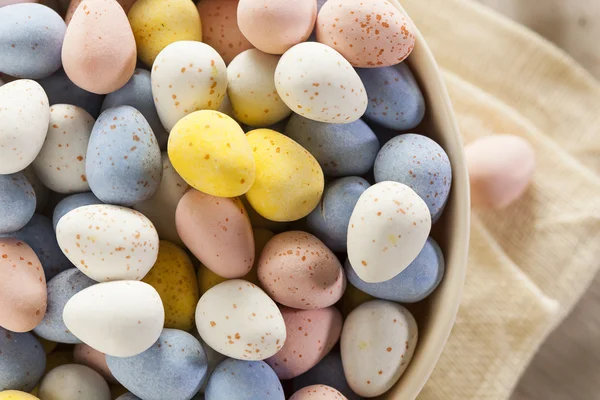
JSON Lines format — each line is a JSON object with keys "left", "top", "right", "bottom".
{"left": 107, "top": 329, "right": 208, "bottom": 400}
{"left": 0, "top": 328, "right": 46, "bottom": 392}
{"left": 37, "top": 69, "right": 104, "bottom": 118}
{"left": 275, "top": 42, "right": 367, "bottom": 123}
{"left": 65, "top": 0, "right": 136, "bottom": 24}
{"left": 266, "top": 307, "right": 342, "bottom": 379}
{"left": 290, "top": 385, "right": 348, "bottom": 400}
{"left": 0, "top": 172, "right": 36, "bottom": 234}
{"left": 205, "top": 359, "right": 284, "bottom": 400}
{"left": 0, "top": 3, "right": 65, "bottom": 78}
{"left": 317, "top": 0, "right": 415, "bottom": 68}
{"left": 0, "top": 80, "right": 49, "bottom": 174}
{"left": 237, "top": 0, "right": 316, "bottom": 55}
{"left": 38, "top": 364, "right": 111, "bottom": 400}
{"left": 151, "top": 41, "right": 227, "bottom": 132}
{"left": 86, "top": 106, "right": 162, "bottom": 206}
{"left": 246, "top": 129, "right": 324, "bottom": 221}
{"left": 257, "top": 231, "right": 345, "bottom": 309}
{"left": 33, "top": 268, "right": 95, "bottom": 343}
{"left": 347, "top": 181, "right": 431, "bottom": 283}
{"left": 22, "top": 167, "right": 49, "bottom": 213}
{"left": 195, "top": 279, "right": 286, "bottom": 360}
{"left": 128, "top": 0, "right": 202, "bottom": 67}
{"left": 52, "top": 192, "right": 103, "bottom": 231}
{"left": 0, "top": 391, "right": 39, "bottom": 400}
{"left": 63, "top": 281, "right": 165, "bottom": 357}
{"left": 168, "top": 111, "right": 255, "bottom": 197}
{"left": 32, "top": 104, "right": 93, "bottom": 194}
{"left": 284, "top": 115, "right": 379, "bottom": 177}
{"left": 341, "top": 300, "right": 418, "bottom": 397}
{"left": 62, "top": 0, "right": 136, "bottom": 94}
{"left": 374, "top": 134, "right": 452, "bottom": 222}
{"left": 73, "top": 344, "right": 116, "bottom": 384}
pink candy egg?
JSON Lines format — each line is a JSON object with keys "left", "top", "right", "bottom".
{"left": 290, "top": 385, "right": 348, "bottom": 400}
{"left": 65, "top": 0, "right": 136, "bottom": 24}
{"left": 73, "top": 343, "right": 118, "bottom": 384}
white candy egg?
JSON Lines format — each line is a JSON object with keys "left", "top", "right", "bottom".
{"left": 196, "top": 279, "right": 286, "bottom": 361}
{"left": 39, "top": 364, "right": 111, "bottom": 400}
{"left": 275, "top": 42, "right": 367, "bottom": 124}
{"left": 347, "top": 181, "right": 431, "bottom": 283}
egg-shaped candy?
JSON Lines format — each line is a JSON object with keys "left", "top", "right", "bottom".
{"left": 38, "top": 364, "right": 111, "bottom": 400}
{"left": 196, "top": 280, "right": 286, "bottom": 360}
{"left": 37, "top": 69, "right": 104, "bottom": 118}
{"left": 56, "top": 204, "right": 159, "bottom": 282}
{"left": 52, "top": 192, "right": 103, "bottom": 231}
{"left": 62, "top": 0, "right": 136, "bottom": 94}
{"left": 168, "top": 110, "right": 255, "bottom": 197}
{"left": 128, "top": 0, "right": 202, "bottom": 67}
{"left": 63, "top": 281, "right": 165, "bottom": 357}
{"left": 0, "top": 173, "right": 36, "bottom": 234}
{"left": 22, "top": 167, "right": 49, "bottom": 213}
{"left": 347, "top": 181, "right": 431, "bottom": 283}
{"left": 107, "top": 329, "right": 208, "bottom": 400}
{"left": 317, "top": 0, "right": 415, "bottom": 68}
{"left": 266, "top": 307, "right": 342, "bottom": 380}
{"left": 151, "top": 41, "right": 227, "bottom": 132}
{"left": 285, "top": 116, "right": 379, "bottom": 178}
{"left": 205, "top": 359, "right": 284, "bottom": 400}
{"left": 86, "top": 106, "right": 162, "bottom": 206}
{"left": 65, "top": 0, "right": 136, "bottom": 24}
{"left": 290, "top": 385, "right": 348, "bottom": 400}
{"left": 102, "top": 69, "right": 168, "bottom": 149}
{"left": 0, "top": 4, "right": 65, "bottom": 79}
{"left": 258, "top": 231, "right": 345, "bottom": 309}
{"left": 0, "top": 80, "right": 49, "bottom": 174}
{"left": 0, "top": 328, "right": 46, "bottom": 392}
{"left": 341, "top": 301, "right": 417, "bottom": 397}
{"left": 0, "top": 391, "right": 40, "bottom": 400}
{"left": 73, "top": 344, "right": 116, "bottom": 384}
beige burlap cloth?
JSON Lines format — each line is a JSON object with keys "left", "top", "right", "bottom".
{"left": 399, "top": 0, "right": 600, "bottom": 398}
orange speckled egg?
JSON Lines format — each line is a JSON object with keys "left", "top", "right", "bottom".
{"left": 316, "top": 0, "right": 416, "bottom": 68}
{"left": 62, "top": 0, "right": 136, "bottom": 94}
{"left": 176, "top": 189, "right": 254, "bottom": 279}
{"left": 266, "top": 306, "right": 342, "bottom": 380}
{"left": 196, "top": 0, "right": 254, "bottom": 64}
{"left": 73, "top": 343, "right": 117, "bottom": 384}
{"left": 0, "top": 238, "right": 47, "bottom": 333}
{"left": 65, "top": 0, "right": 136, "bottom": 24}
{"left": 290, "top": 385, "right": 348, "bottom": 400}
{"left": 257, "top": 231, "right": 346, "bottom": 309}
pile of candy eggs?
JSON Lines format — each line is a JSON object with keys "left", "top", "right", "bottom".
{"left": 0, "top": 0, "right": 453, "bottom": 399}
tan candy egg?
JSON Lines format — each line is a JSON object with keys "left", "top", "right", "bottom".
{"left": 290, "top": 385, "right": 348, "bottom": 400}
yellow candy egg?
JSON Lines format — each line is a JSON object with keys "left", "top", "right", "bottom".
{"left": 246, "top": 129, "right": 324, "bottom": 221}
{"left": 168, "top": 110, "right": 255, "bottom": 197}
{"left": 142, "top": 240, "right": 199, "bottom": 331}
{"left": 128, "top": 0, "right": 202, "bottom": 66}
{"left": 337, "top": 281, "right": 374, "bottom": 319}
{"left": 0, "top": 391, "right": 39, "bottom": 400}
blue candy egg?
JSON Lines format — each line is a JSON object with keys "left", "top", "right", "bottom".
{"left": 0, "top": 327, "right": 46, "bottom": 391}
{"left": 0, "top": 172, "right": 36, "bottom": 234}
{"left": 86, "top": 105, "right": 162, "bottom": 206}
{"left": 345, "top": 237, "right": 444, "bottom": 303}
{"left": 37, "top": 69, "right": 104, "bottom": 118}
{"left": 102, "top": 69, "right": 169, "bottom": 150}
{"left": 52, "top": 192, "right": 103, "bottom": 231}
{"left": 0, "top": 213, "right": 71, "bottom": 280}
{"left": 306, "top": 177, "right": 370, "bottom": 252}
{"left": 374, "top": 134, "right": 451, "bottom": 222}
{"left": 33, "top": 268, "right": 96, "bottom": 343}
{"left": 205, "top": 359, "right": 284, "bottom": 400}
{"left": 107, "top": 328, "right": 208, "bottom": 400}
{"left": 356, "top": 63, "right": 425, "bottom": 131}
{"left": 284, "top": 114, "right": 379, "bottom": 177}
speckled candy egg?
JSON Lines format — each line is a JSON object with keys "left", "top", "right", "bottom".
{"left": 52, "top": 192, "right": 103, "bottom": 231}
{"left": 275, "top": 43, "right": 367, "bottom": 123}
{"left": 62, "top": 0, "right": 136, "bottom": 94}
{"left": 86, "top": 106, "right": 162, "bottom": 206}
{"left": 73, "top": 344, "right": 116, "bottom": 384}
{"left": 0, "top": 3, "right": 65, "bottom": 78}
{"left": 63, "top": 281, "right": 165, "bottom": 357}
{"left": 196, "top": 280, "right": 286, "bottom": 360}
{"left": 38, "top": 364, "right": 111, "bottom": 400}
{"left": 107, "top": 329, "right": 208, "bottom": 400}
{"left": 37, "top": 69, "right": 104, "bottom": 118}
{"left": 142, "top": 241, "right": 199, "bottom": 331}
{"left": 205, "top": 359, "right": 284, "bottom": 400}
{"left": 341, "top": 300, "right": 418, "bottom": 397}
{"left": 32, "top": 104, "right": 93, "bottom": 193}
{"left": 0, "top": 173, "right": 35, "bottom": 234}
{"left": 257, "top": 231, "right": 345, "bottom": 309}
{"left": 168, "top": 111, "right": 255, "bottom": 197}
{"left": 317, "top": 0, "right": 415, "bottom": 68}
{"left": 246, "top": 129, "right": 324, "bottom": 222}
{"left": 151, "top": 41, "right": 227, "bottom": 132}
{"left": 0, "top": 80, "right": 49, "bottom": 174}
{"left": 290, "top": 385, "right": 348, "bottom": 400}
{"left": 128, "top": 0, "right": 202, "bottom": 67}
{"left": 266, "top": 307, "right": 342, "bottom": 380}
{"left": 0, "top": 391, "right": 40, "bottom": 400}
{"left": 56, "top": 205, "right": 159, "bottom": 282}
{"left": 65, "top": 0, "right": 136, "bottom": 24}
{"left": 0, "top": 328, "right": 46, "bottom": 392}
{"left": 284, "top": 115, "right": 379, "bottom": 177}
{"left": 374, "top": 134, "right": 452, "bottom": 222}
